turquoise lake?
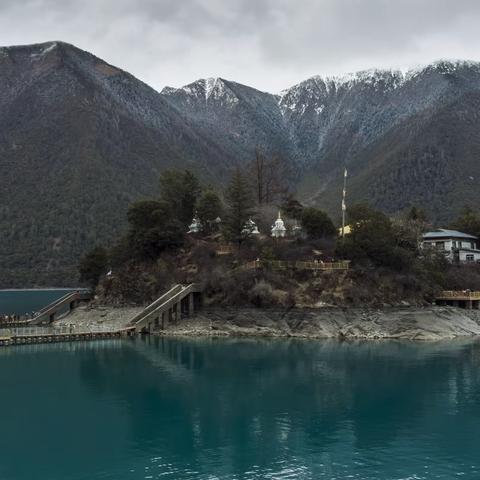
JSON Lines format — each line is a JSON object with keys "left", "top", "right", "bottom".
{"left": 0, "top": 289, "right": 75, "bottom": 315}
{"left": 0, "top": 336, "right": 480, "bottom": 479}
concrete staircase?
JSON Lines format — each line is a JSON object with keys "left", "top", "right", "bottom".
{"left": 128, "top": 284, "right": 202, "bottom": 333}
{"left": 28, "top": 290, "right": 92, "bottom": 325}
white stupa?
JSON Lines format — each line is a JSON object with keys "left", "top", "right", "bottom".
{"left": 188, "top": 214, "right": 202, "bottom": 234}
{"left": 271, "top": 211, "right": 287, "bottom": 238}
{"left": 242, "top": 218, "right": 260, "bottom": 236}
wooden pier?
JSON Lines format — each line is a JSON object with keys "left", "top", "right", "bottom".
{"left": 435, "top": 291, "right": 480, "bottom": 309}
{"left": 0, "top": 283, "right": 202, "bottom": 348}
{"left": 0, "top": 326, "right": 135, "bottom": 347}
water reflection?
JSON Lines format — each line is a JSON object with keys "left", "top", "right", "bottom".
{"left": 0, "top": 337, "right": 480, "bottom": 479}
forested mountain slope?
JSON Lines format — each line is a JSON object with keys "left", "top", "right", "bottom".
{"left": 0, "top": 41, "right": 234, "bottom": 286}
{"left": 2, "top": 40, "right": 480, "bottom": 286}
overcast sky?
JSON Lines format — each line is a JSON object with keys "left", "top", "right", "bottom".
{"left": 1, "top": 0, "right": 480, "bottom": 93}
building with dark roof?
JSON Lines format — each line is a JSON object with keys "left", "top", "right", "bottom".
{"left": 422, "top": 229, "right": 480, "bottom": 263}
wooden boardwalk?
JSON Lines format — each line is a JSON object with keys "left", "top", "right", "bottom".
{"left": 436, "top": 290, "right": 480, "bottom": 300}
{"left": 0, "top": 283, "right": 203, "bottom": 348}
{"left": 436, "top": 291, "right": 480, "bottom": 309}
{"left": 0, "top": 326, "right": 134, "bottom": 347}
{"left": 241, "top": 260, "right": 350, "bottom": 272}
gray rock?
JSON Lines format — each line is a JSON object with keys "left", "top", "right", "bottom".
{"left": 160, "top": 306, "right": 480, "bottom": 341}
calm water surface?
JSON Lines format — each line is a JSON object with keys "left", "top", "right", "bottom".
{"left": 0, "top": 336, "right": 480, "bottom": 479}
{"left": 0, "top": 289, "right": 75, "bottom": 315}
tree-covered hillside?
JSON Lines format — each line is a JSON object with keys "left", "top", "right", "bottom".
{"left": 2, "top": 42, "right": 480, "bottom": 287}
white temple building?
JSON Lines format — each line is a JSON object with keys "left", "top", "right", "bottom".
{"left": 242, "top": 218, "right": 260, "bottom": 236}
{"left": 271, "top": 211, "right": 287, "bottom": 238}
{"left": 188, "top": 215, "right": 202, "bottom": 234}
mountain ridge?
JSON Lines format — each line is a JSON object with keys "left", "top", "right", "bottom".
{"left": 2, "top": 40, "right": 480, "bottom": 286}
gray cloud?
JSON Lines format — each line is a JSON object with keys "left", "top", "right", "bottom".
{"left": 1, "top": 0, "right": 480, "bottom": 92}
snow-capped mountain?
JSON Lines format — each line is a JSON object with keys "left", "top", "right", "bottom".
{"left": 276, "top": 61, "right": 480, "bottom": 215}
{"left": 2, "top": 40, "right": 480, "bottom": 286}
{"left": 163, "top": 60, "right": 480, "bottom": 218}
{"left": 162, "top": 77, "right": 294, "bottom": 165}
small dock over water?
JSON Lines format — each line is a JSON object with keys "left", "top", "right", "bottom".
{"left": 0, "top": 283, "right": 202, "bottom": 348}
{"left": 0, "top": 325, "right": 135, "bottom": 347}
{"left": 436, "top": 291, "right": 480, "bottom": 309}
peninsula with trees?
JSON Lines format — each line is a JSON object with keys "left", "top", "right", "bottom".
{"left": 76, "top": 158, "right": 480, "bottom": 341}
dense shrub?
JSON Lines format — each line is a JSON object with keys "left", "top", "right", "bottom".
{"left": 103, "top": 261, "right": 173, "bottom": 305}
{"left": 301, "top": 208, "right": 336, "bottom": 239}
{"left": 127, "top": 200, "right": 185, "bottom": 260}
{"left": 197, "top": 190, "right": 223, "bottom": 233}
{"left": 336, "top": 204, "right": 415, "bottom": 271}
{"left": 248, "top": 280, "right": 276, "bottom": 307}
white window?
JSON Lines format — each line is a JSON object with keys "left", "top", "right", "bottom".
{"left": 466, "top": 254, "right": 474, "bottom": 262}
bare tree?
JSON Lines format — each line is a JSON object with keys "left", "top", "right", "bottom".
{"left": 249, "top": 148, "right": 290, "bottom": 205}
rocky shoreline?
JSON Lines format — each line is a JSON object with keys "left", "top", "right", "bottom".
{"left": 156, "top": 306, "right": 480, "bottom": 341}
{"left": 53, "top": 304, "right": 480, "bottom": 341}
{"left": 55, "top": 304, "right": 143, "bottom": 330}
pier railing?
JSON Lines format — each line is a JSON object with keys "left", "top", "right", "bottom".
{"left": 128, "top": 285, "right": 183, "bottom": 327}
{"left": 129, "top": 283, "right": 202, "bottom": 333}
{"left": 216, "top": 245, "right": 235, "bottom": 255}
{"left": 28, "top": 290, "right": 92, "bottom": 325}
{"left": 437, "top": 291, "right": 480, "bottom": 300}
{"left": 0, "top": 324, "right": 130, "bottom": 338}
{"left": 241, "top": 260, "right": 350, "bottom": 271}
{"left": 0, "top": 324, "right": 135, "bottom": 347}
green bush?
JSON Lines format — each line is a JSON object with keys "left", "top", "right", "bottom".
{"left": 301, "top": 208, "right": 336, "bottom": 239}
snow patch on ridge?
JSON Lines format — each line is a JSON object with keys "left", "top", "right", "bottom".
{"left": 278, "top": 70, "right": 403, "bottom": 116}
{"left": 278, "top": 61, "right": 480, "bottom": 117}
{"left": 162, "top": 59, "right": 480, "bottom": 118}
{"left": 163, "top": 77, "right": 239, "bottom": 106}
{"left": 405, "top": 59, "right": 480, "bottom": 80}
{"left": 30, "top": 42, "right": 58, "bottom": 59}
{"left": 204, "top": 78, "right": 218, "bottom": 99}
{"left": 161, "top": 86, "right": 178, "bottom": 95}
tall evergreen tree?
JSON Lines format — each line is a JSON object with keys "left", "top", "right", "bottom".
{"left": 224, "top": 169, "right": 255, "bottom": 243}
{"left": 197, "top": 190, "right": 223, "bottom": 233}
{"left": 281, "top": 194, "right": 304, "bottom": 219}
{"left": 126, "top": 200, "right": 184, "bottom": 260}
{"left": 159, "top": 169, "right": 202, "bottom": 226}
